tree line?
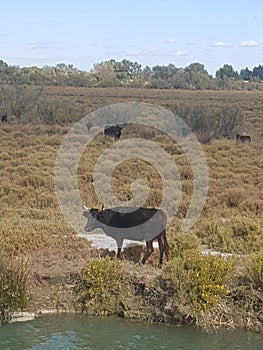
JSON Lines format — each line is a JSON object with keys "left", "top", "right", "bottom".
{"left": 0, "top": 59, "right": 263, "bottom": 90}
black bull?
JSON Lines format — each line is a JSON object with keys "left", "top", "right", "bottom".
{"left": 83, "top": 207, "right": 170, "bottom": 265}
{"left": 1, "top": 114, "right": 7, "bottom": 124}
{"left": 236, "top": 133, "right": 251, "bottom": 143}
{"left": 104, "top": 125, "right": 122, "bottom": 140}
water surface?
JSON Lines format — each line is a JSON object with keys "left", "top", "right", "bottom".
{"left": 0, "top": 314, "right": 262, "bottom": 350}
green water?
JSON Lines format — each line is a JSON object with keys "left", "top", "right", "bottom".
{"left": 0, "top": 314, "right": 262, "bottom": 350}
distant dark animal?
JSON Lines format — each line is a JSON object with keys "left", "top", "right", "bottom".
{"left": 236, "top": 133, "right": 251, "bottom": 144}
{"left": 1, "top": 114, "right": 7, "bottom": 124}
{"left": 104, "top": 124, "right": 122, "bottom": 140}
{"left": 181, "top": 127, "right": 192, "bottom": 138}
{"left": 86, "top": 121, "right": 92, "bottom": 131}
{"left": 83, "top": 206, "right": 169, "bottom": 266}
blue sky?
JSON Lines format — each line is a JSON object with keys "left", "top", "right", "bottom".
{"left": 1, "top": 0, "right": 262, "bottom": 76}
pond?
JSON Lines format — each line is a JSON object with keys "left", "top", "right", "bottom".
{"left": 0, "top": 314, "right": 262, "bottom": 350}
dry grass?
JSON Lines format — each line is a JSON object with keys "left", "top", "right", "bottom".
{"left": 2, "top": 86, "right": 263, "bottom": 140}
{"left": 1, "top": 123, "right": 262, "bottom": 256}
{"left": 0, "top": 87, "right": 262, "bottom": 323}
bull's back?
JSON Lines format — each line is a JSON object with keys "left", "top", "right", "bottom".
{"left": 107, "top": 207, "right": 166, "bottom": 229}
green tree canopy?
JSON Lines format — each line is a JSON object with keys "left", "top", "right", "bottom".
{"left": 215, "top": 64, "right": 238, "bottom": 80}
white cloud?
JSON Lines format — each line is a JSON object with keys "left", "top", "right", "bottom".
{"left": 175, "top": 51, "right": 187, "bottom": 57}
{"left": 16, "top": 54, "right": 57, "bottom": 61}
{"left": 127, "top": 49, "right": 159, "bottom": 57}
{"left": 127, "top": 49, "right": 187, "bottom": 58}
{"left": 240, "top": 40, "right": 259, "bottom": 47}
{"left": 25, "top": 41, "right": 41, "bottom": 50}
{"left": 186, "top": 41, "right": 195, "bottom": 46}
{"left": 213, "top": 41, "right": 232, "bottom": 47}
{"left": 166, "top": 38, "right": 176, "bottom": 43}
{"left": 25, "top": 41, "right": 65, "bottom": 51}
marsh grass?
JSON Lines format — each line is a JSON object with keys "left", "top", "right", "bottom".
{"left": 0, "top": 252, "right": 28, "bottom": 324}
{"left": 0, "top": 87, "right": 262, "bottom": 328}
{"left": 197, "top": 215, "right": 263, "bottom": 254}
{"left": 0, "top": 113, "right": 262, "bottom": 255}
{"left": 245, "top": 252, "right": 263, "bottom": 289}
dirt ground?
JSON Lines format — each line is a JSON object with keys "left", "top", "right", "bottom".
{"left": 26, "top": 239, "right": 161, "bottom": 314}
{"left": 27, "top": 240, "right": 96, "bottom": 313}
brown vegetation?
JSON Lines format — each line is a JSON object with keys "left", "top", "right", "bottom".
{"left": 0, "top": 87, "right": 262, "bottom": 330}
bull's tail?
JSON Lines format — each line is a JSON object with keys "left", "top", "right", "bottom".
{"left": 163, "top": 230, "right": 170, "bottom": 261}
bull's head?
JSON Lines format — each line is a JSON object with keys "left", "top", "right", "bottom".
{"left": 83, "top": 206, "right": 103, "bottom": 232}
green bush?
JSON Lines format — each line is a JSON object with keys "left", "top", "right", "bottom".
{"left": 0, "top": 253, "right": 28, "bottom": 324}
{"left": 170, "top": 232, "right": 200, "bottom": 258}
{"left": 197, "top": 216, "right": 263, "bottom": 254}
{"left": 165, "top": 249, "right": 233, "bottom": 316}
{"left": 246, "top": 252, "right": 263, "bottom": 289}
{"left": 77, "top": 257, "right": 130, "bottom": 315}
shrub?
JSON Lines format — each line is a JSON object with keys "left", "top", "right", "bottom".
{"left": 197, "top": 216, "right": 263, "bottom": 254}
{"left": 77, "top": 257, "right": 130, "bottom": 315}
{"left": 170, "top": 232, "right": 200, "bottom": 258}
{"left": 0, "top": 253, "right": 28, "bottom": 324}
{"left": 225, "top": 189, "right": 245, "bottom": 208}
{"left": 245, "top": 252, "right": 263, "bottom": 289}
{"left": 165, "top": 249, "right": 233, "bottom": 316}
{"left": 123, "top": 244, "right": 144, "bottom": 263}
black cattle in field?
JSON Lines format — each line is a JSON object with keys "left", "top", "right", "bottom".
{"left": 104, "top": 124, "right": 122, "bottom": 140}
{"left": 236, "top": 133, "right": 251, "bottom": 144}
{"left": 181, "top": 127, "right": 192, "bottom": 138}
{"left": 86, "top": 121, "right": 92, "bottom": 131}
{"left": 1, "top": 114, "right": 7, "bottom": 124}
{"left": 83, "top": 206, "right": 169, "bottom": 266}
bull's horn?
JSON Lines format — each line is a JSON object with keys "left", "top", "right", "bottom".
{"left": 101, "top": 204, "right": 105, "bottom": 211}
{"left": 83, "top": 204, "right": 90, "bottom": 210}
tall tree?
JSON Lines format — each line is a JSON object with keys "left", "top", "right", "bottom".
{"left": 185, "top": 62, "right": 212, "bottom": 89}
{"left": 215, "top": 64, "right": 238, "bottom": 80}
{"left": 239, "top": 67, "right": 252, "bottom": 81}
{"left": 252, "top": 65, "right": 263, "bottom": 80}
{"left": 91, "top": 61, "right": 116, "bottom": 85}
{"left": 152, "top": 64, "right": 178, "bottom": 81}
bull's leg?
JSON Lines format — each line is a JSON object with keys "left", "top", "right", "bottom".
{"left": 157, "top": 235, "right": 164, "bottom": 266}
{"left": 117, "top": 248, "right": 122, "bottom": 259}
{"left": 116, "top": 238, "right": 123, "bottom": 260}
{"left": 141, "top": 240, "right": 154, "bottom": 265}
